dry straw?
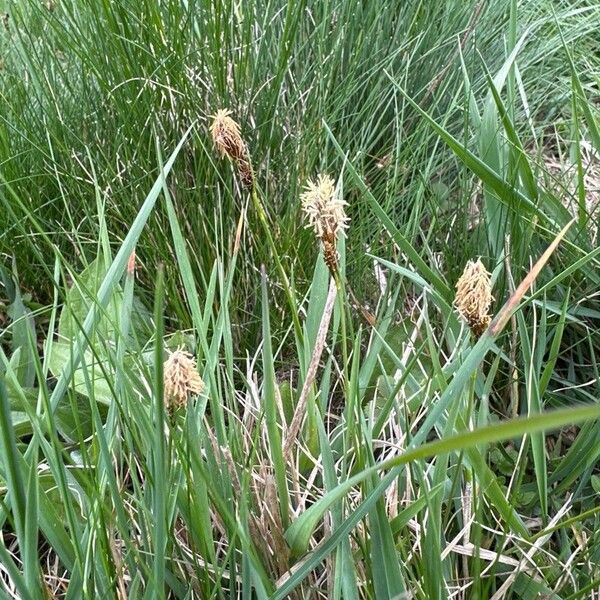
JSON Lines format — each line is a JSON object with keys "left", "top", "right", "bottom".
{"left": 455, "top": 258, "right": 494, "bottom": 337}
{"left": 163, "top": 348, "right": 205, "bottom": 409}
{"left": 210, "top": 108, "right": 254, "bottom": 187}
{"left": 300, "top": 174, "right": 348, "bottom": 274}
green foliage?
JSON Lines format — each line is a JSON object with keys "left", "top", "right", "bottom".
{"left": 0, "top": 0, "right": 599, "bottom": 598}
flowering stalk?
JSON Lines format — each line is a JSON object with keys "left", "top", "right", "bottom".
{"left": 210, "top": 109, "right": 303, "bottom": 343}
{"left": 300, "top": 174, "right": 353, "bottom": 398}
{"left": 300, "top": 174, "right": 375, "bottom": 326}
{"left": 300, "top": 174, "right": 348, "bottom": 279}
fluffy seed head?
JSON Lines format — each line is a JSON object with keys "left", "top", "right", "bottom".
{"left": 300, "top": 174, "right": 349, "bottom": 240}
{"left": 163, "top": 349, "right": 205, "bottom": 409}
{"left": 210, "top": 109, "right": 247, "bottom": 162}
{"left": 455, "top": 258, "right": 494, "bottom": 337}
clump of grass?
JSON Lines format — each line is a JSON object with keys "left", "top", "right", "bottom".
{"left": 0, "top": 1, "right": 600, "bottom": 598}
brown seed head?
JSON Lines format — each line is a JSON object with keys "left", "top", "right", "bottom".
{"left": 210, "top": 108, "right": 247, "bottom": 162}
{"left": 163, "top": 348, "right": 205, "bottom": 409}
{"left": 300, "top": 174, "right": 349, "bottom": 241}
{"left": 238, "top": 158, "right": 254, "bottom": 188}
{"left": 455, "top": 258, "right": 494, "bottom": 337}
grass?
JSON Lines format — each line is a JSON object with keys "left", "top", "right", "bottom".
{"left": 0, "top": 0, "right": 599, "bottom": 597}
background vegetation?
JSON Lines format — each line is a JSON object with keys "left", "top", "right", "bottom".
{"left": 0, "top": 0, "right": 599, "bottom": 597}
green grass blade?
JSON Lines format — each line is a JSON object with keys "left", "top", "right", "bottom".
{"left": 148, "top": 266, "right": 167, "bottom": 600}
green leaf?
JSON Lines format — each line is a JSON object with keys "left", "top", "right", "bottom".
{"left": 48, "top": 343, "right": 114, "bottom": 406}
{"left": 4, "top": 267, "right": 37, "bottom": 388}
{"left": 59, "top": 258, "right": 152, "bottom": 348}
{"left": 149, "top": 267, "right": 167, "bottom": 600}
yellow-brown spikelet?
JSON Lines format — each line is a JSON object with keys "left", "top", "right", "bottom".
{"left": 163, "top": 348, "right": 205, "bottom": 409}
{"left": 455, "top": 258, "right": 494, "bottom": 337}
{"left": 238, "top": 158, "right": 254, "bottom": 188}
{"left": 210, "top": 108, "right": 247, "bottom": 162}
{"left": 300, "top": 174, "right": 349, "bottom": 274}
{"left": 321, "top": 232, "right": 338, "bottom": 274}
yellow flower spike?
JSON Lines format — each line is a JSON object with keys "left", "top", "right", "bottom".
{"left": 455, "top": 258, "right": 494, "bottom": 338}
{"left": 163, "top": 348, "right": 205, "bottom": 409}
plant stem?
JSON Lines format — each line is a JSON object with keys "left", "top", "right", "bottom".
{"left": 251, "top": 185, "right": 303, "bottom": 344}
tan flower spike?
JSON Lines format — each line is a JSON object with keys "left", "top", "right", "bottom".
{"left": 210, "top": 108, "right": 253, "bottom": 186}
{"left": 300, "top": 174, "right": 349, "bottom": 274}
{"left": 301, "top": 174, "right": 348, "bottom": 240}
{"left": 210, "top": 109, "right": 247, "bottom": 160}
{"left": 163, "top": 348, "right": 205, "bottom": 409}
{"left": 455, "top": 258, "right": 494, "bottom": 338}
